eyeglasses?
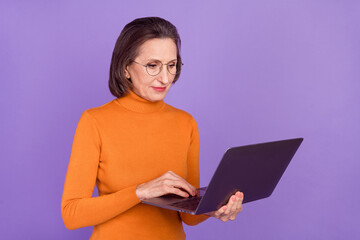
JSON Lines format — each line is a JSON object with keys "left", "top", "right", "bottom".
{"left": 132, "top": 60, "right": 183, "bottom": 76}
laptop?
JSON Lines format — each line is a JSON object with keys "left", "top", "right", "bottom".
{"left": 142, "top": 138, "right": 303, "bottom": 215}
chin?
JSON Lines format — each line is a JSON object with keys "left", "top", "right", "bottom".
{"left": 148, "top": 88, "right": 169, "bottom": 102}
{"left": 149, "top": 93, "right": 166, "bottom": 102}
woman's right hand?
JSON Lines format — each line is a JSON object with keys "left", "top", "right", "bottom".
{"left": 136, "top": 171, "right": 197, "bottom": 201}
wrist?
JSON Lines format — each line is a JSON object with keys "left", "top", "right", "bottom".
{"left": 136, "top": 183, "right": 145, "bottom": 201}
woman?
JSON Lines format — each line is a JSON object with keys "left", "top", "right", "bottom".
{"left": 61, "top": 17, "right": 243, "bottom": 239}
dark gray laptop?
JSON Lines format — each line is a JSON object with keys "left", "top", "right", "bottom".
{"left": 142, "top": 138, "right": 303, "bottom": 215}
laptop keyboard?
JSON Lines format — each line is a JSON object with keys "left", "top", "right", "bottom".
{"left": 169, "top": 196, "right": 202, "bottom": 211}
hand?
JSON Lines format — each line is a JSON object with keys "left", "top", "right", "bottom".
{"left": 136, "top": 171, "right": 197, "bottom": 201}
{"left": 206, "top": 191, "right": 244, "bottom": 222}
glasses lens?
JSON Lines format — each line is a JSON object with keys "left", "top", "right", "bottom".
{"left": 167, "top": 62, "right": 177, "bottom": 75}
{"left": 146, "top": 62, "right": 162, "bottom": 76}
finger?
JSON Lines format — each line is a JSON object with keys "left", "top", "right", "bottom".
{"left": 229, "top": 193, "right": 242, "bottom": 220}
{"left": 169, "top": 180, "right": 196, "bottom": 196}
{"left": 224, "top": 195, "right": 236, "bottom": 215}
{"left": 236, "top": 191, "right": 244, "bottom": 201}
{"left": 166, "top": 171, "right": 197, "bottom": 195}
{"left": 167, "top": 171, "right": 197, "bottom": 194}
{"left": 229, "top": 196, "right": 240, "bottom": 220}
{"left": 166, "top": 179, "right": 199, "bottom": 198}
{"left": 214, "top": 206, "right": 227, "bottom": 219}
{"left": 158, "top": 179, "right": 187, "bottom": 197}
{"left": 230, "top": 192, "right": 244, "bottom": 220}
{"left": 236, "top": 192, "right": 244, "bottom": 212}
{"left": 176, "top": 179, "right": 197, "bottom": 196}
{"left": 161, "top": 179, "right": 191, "bottom": 197}
{"left": 220, "top": 205, "right": 231, "bottom": 222}
{"left": 165, "top": 185, "right": 190, "bottom": 197}
{"left": 237, "top": 192, "right": 244, "bottom": 212}
{"left": 220, "top": 215, "right": 229, "bottom": 222}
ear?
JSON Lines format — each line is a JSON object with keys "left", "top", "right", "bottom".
{"left": 124, "top": 66, "right": 131, "bottom": 79}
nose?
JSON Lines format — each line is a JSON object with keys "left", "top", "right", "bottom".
{"left": 157, "top": 65, "right": 171, "bottom": 85}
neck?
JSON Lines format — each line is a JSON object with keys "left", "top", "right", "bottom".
{"left": 115, "top": 90, "right": 165, "bottom": 113}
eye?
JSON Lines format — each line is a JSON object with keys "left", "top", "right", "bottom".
{"left": 168, "top": 63, "right": 176, "bottom": 68}
{"left": 146, "top": 64, "right": 157, "bottom": 69}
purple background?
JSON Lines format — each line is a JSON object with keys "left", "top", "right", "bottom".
{"left": 1, "top": 1, "right": 359, "bottom": 239}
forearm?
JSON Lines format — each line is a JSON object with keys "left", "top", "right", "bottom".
{"left": 180, "top": 117, "right": 210, "bottom": 225}
{"left": 61, "top": 185, "right": 140, "bottom": 230}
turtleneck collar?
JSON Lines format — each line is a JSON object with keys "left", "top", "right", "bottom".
{"left": 115, "top": 90, "right": 166, "bottom": 113}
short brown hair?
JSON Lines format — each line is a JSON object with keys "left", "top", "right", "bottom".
{"left": 109, "top": 17, "right": 182, "bottom": 98}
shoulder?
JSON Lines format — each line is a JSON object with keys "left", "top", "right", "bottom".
{"left": 86, "top": 99, "right": 117, "bottom": 113}
{"left": 164, "top": 103, "right": 198, "bottom": 127}
{"left": 80, "top": 99, "right": 119, "bottom": 121}
{"left": 164, "top": 103, "right": 193, "bottom": 118}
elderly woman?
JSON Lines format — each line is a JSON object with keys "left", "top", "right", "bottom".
{"left": 61, "top": 17, "right": 243, "bottom": 239}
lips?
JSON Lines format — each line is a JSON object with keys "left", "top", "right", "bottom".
{"left": 152, "top": 87, "right": 166, "bottom": 92}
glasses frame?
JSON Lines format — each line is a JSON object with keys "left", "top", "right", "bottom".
{"left": 132, "top": 60, "right": 183, "bottom": 76}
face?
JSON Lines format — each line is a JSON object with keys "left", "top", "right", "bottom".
{"left": 125, "top": 38, "right": 178, "bottom": 102}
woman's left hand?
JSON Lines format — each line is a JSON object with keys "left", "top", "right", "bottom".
{"left": 206, "top": 191, "right": 244, "bottom": 222}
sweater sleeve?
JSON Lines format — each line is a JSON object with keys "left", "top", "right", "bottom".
{"left": 61, "top": 111, "right": 141, "bottom": 230}
{"left": 179, "top": 117, "right": 210, "bottom": 226}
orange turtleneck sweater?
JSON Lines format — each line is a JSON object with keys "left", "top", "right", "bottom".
{"left": 61, "top": 91, "right": 209, "bottom": 239}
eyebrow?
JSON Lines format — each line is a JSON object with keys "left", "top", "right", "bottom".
{"left": 146, "top": 58, "right": 177, "bottom": 63}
